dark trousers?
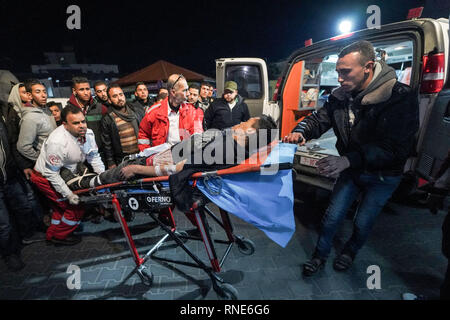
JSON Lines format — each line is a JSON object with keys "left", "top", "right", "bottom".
{"left": 0, "top": 177, "right": 34, "bottom": 257}
{"left": 314, "top": 171, "right": 402, "bottom": 259}
{"left": 441, "top": 212, "right": 450, "bottom": 300}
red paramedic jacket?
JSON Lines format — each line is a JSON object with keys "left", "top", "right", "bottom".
{"left": 138, "top": 97, "right": 203, "bottom": 151}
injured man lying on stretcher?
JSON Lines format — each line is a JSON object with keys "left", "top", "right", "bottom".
{"left": 61, "top": 115, "right": 278, "bottom": 190}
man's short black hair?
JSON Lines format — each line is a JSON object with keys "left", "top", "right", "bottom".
{"left": 93, "top": 80, "right": 107, "bottom": 90}
{"left": 256, "top": 114, "right": 278, "bottom": 146}
{"left": 24, "top": 79, "right": 43, "bottom": 93}
{"left": 189, "top": 83, "right": 200, "bottom": 91}
{"left": 61, "top": 104, "right": 83, "bottom": 123}
{"left": 72, "top": 77, "right": 90, "bottom": 89}
{"left": 338, "top": 40, "right": 376, "bottom": 66}
{"left": 135, "top": 82, "right": 147, "bottom": 92}
{"left": 200, "top": 82, "right": 210, "bottom": 88}
{"left": 107, "top": 84, "right": 122, "bottom": 97}
{"left": 245, "top": 115, "right": 279, "bottom": 150}
{"left": 47, "top": 101, "right": 63, "bottom": 110}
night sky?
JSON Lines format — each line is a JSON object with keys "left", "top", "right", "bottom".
{"left": 0, "top": 0, "right": 447, "bottom": 78}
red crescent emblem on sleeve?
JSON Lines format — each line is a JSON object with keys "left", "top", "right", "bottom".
{"left": 48, "top": 154, "right": 62, "bottom": 166}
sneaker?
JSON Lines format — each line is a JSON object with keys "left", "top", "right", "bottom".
{"left": 4, "top": 254, "right": 25, "bottom": 272}
{"left": 22, "top": 231, "right": 47, "bottom": 245}
{"left": 333, "top": 253, "right": 354, "bottom": 271}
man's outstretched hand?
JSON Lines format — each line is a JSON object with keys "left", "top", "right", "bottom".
{"left": 282, "top": 132, "right": 306, "bottom": 145}
{"left": 316, "top": 156, "right": 350, "bottom": 178}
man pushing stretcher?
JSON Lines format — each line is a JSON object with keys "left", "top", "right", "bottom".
{"left": 32, "top": 103, "right": 277, "bottom": 245}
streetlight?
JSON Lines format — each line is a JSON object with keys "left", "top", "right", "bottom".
{"left": 338, "top": 20, "right": 352, "bottom": 34}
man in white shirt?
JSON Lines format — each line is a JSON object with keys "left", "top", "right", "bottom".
{"left": 31, "top": 105, "right": 105, "bottom": 246}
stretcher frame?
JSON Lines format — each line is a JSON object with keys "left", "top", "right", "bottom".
{"left": 71, "top": 144, "right": 283, "bottom": 299}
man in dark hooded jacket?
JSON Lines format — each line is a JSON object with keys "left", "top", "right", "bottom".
{"left": 284, "top": 40, "right": 419, "bottom": 276}
{"left": 0, "top": 114, "right": 36, "bottom": 271}
{"left": 205, "top": 81, "right": 250, "bottom": 130}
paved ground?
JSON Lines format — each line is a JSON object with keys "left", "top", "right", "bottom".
{"left": 0, "top": 189, "right": 448, "bottom": 300}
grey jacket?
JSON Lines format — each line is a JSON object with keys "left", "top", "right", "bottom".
{"left": 17, "top": 105, "right": 57, "bottom": 162}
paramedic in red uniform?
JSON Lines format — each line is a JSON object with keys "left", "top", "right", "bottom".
{"left": 138, "top": 74, "right": 203, "bottom": 227}
{"left": 138, "top": 74, "right": 203, "bottom": 151}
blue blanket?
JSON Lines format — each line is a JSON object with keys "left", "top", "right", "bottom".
{"left": 197, "top": 143, "right": 298, "bottom": 248}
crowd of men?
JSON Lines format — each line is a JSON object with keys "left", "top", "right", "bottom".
{"left": 0, "top": 73, "right": 250, "bottom": 271}
{"left": 1, "top": 40, "right": 448, "bottom": 300}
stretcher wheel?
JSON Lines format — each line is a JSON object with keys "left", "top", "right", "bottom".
{"left": 137, "top": 267, "right": 153, "bottom": 287}
{"left": 236, "top": 238, "right": 255, "bottom": 256}
{"left": 216, "top": 283, "right": 238, "bottom": 300}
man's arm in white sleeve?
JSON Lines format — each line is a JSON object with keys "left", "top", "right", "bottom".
{"left": 85, "top": 131, "right": 105, "bottom": 174}
{"left": 41, "top": 143, "right": 73, "bottom": 198}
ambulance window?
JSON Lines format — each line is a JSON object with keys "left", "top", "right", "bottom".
{"left": 374, "top": 40, "right": 414, "bottom": 86}
{"left": 225, "top": 65, "right": 263, "bottom": 99}
{"left": 300, "top": 54, "right": 340, "bottom": 109}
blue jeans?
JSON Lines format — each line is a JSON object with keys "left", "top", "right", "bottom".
{"left": 314, "top": 170, "right": 402, "bottom": 260}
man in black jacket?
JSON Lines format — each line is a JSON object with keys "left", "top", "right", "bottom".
{"left": 101, "top": 84, "right": 140, "bottom": 169}
{"left": 284, "top": 40, "right": 419, "bottom": 276}
{"left": 130, "top": 82, "right": 152, "bottom": 123}
{"left": 205, "top": 81, "right": 250, "bottom": 130}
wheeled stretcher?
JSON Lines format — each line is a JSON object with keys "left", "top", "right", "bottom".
{"left": 72, "top": 142, "right": 297, "bottom": 299}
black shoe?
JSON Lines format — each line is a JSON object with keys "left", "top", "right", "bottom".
{"left": 49, "top": 235, "right": 82, "bottom": 246}
{"left": 91, "top": 215, "right": 104, "bottom": 224}
{"left": 303, "top": 257, "right": 326, "bottom": 277}
{"left": 22, "top": 231, "right": 47, "bottom": 245}
{"left": 73, "top": 223, "right": 84, "bottom": 234}
{"left": 4, "top": 254, "right": 25, "bottom": 272}
{"left": 333, "top": 253, "right": 354, "bottom": 271}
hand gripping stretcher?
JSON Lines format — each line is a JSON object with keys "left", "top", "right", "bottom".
{"left": 71, "top": 141, "right": 296, "bottom": 299}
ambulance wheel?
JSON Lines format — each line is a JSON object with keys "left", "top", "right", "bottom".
{"left": 236, "top": 238, "right": 255, "bottom": 256}
{"left": 217, "top": 283, "right": 238, "bottom": 300}
{"left": 138, "top": 268, "right": 153, "bottom": 287}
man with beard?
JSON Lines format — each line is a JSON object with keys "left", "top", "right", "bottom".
{"left": 93, "top": 80, "right": 111, "bottom": 109}
{"left": 138, "top": 74, "right": 202, "bottom": 151}
{"left": 101, "top": 84, "right": 140, "bottom": 169}
{"left": 138, "top": 74, "right": 203, "bottom": 227}
{"left": 31, "top": 105, "right": 105, "bottom": 245}
{"left": 205, "top": 81, "right": 250, "bottom": 130}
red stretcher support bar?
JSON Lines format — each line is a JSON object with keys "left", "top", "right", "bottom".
{"left": 73, "top": 141, "right": 277, "bottom": 196}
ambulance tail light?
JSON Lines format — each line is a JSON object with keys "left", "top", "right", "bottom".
{"left": 272, "top": 77, "right": 282, "bottom": 101}
{"left": 420, "top": 53, "right": 445, "bottom": 94}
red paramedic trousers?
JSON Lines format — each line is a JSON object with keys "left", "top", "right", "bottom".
{"left": 30, "top": 171, "right": 85, "bottom": 240}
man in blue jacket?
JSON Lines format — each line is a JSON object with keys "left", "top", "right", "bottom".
{"left": 284, "top": 40, "right": 419, "bottom": 276}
